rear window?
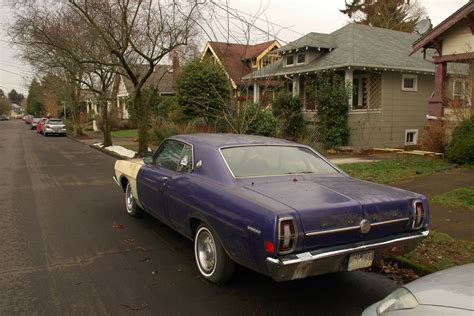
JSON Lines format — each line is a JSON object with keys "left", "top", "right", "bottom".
{"left": 48, "top": 120, "right": 64, "bottom": 125}
{"left": 220, "top": 145, "right": 338, "bottom": 178}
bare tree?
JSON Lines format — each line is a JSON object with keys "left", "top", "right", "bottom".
{"left": 68, "top": 0, "right": 204, "bottom": 155}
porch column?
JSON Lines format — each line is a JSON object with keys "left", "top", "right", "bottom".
{"left": 253, "top": 81, "right": 260, "bottom": 103}
{"left": 428, "top": 61, "right": 447, "bottom": 117}
{"left": 292, "top": 75, "right": 300, "bottom": 97}
{"left": 345, "top": 68, "right": 354, "bottom": 109}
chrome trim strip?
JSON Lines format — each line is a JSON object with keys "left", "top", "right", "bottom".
{"left": 112, "top": 175, "right": 120, "bottom": 187}
{"left": 267, "top": 230, "right": 429, "bottom": 266}
{"left": 372, "top": 217, "right": 410, "bottom": 226}
{"left": 305, "top": 225, "right": 360, "bottom": 236}
{"left": 305, "top": 217, "right": 411, "bottom": 237}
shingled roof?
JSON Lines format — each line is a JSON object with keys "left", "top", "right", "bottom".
{"left": 120, "top": 65, "right": 176, "bottom": 95}
{"left": 245, "top": 23, "right": 435, "bottom": 79}
{"left": 206, "top": 40, "right": 279, "bottom": 86}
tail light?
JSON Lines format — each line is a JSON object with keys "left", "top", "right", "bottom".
{"left": 412, "top": 201, "right": 425, "bottom": 229}
{"left": 277, "top": 217, "right": 297, "bottom": 254}
{"left": 46, "top": 125, "right": 51, "bottom": 128}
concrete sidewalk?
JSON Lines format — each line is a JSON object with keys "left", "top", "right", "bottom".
{"left": 393, "top": 168, "right": 474, "bottom": 241}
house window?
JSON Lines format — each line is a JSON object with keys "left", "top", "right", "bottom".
{"left": 453, "top": 80, "right": 466, "bottom": 99}
{"left": 297, "top": 53, "right": 305, "bottom": 64}
{"left": 352, "top": 75, "right": 368, "bottom": 110}
{"left": 287, "top": 82, "right": 293, "bottom": 94}
{"left": 405, "top": 129, "right": 418, "bottom": 145}
{"left": 402, "top": 74, "right": 418, "bottom": 91}
{"left": 286, "top": 55, "right": 294, "bottom": 66}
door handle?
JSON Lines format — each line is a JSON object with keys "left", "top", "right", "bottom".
{"left": 161, "top": 176, "right": 169, "bottom": 181}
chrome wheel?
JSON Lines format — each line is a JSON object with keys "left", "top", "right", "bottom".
{"left": 195, "top": 227, "right": 217, "bottom": 276}
{"left": 125, "top": 183, "right": 134, "bottom": 213}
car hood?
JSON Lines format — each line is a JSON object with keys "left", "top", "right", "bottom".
{"left": 405, "top": 264, "right": 474, "bottom": 311}
{"left": 243, "top": 175, "right": 423, "bottom": 249}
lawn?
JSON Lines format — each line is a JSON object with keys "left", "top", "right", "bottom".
{"left": 339, "top": 157, "right": 451, "bottom": 184}
{"left": 431, "top": 186, "right": 474, "bottom": 210}
{"left": 111, "top": 129, "right": 138, "bottom": 138}
{"left": 398, "top": 230, "right": 474, "bottom": 274}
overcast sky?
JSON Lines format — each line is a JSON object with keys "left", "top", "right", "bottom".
{"left": 0, "top": 0, "right": 468, "bottom": 96}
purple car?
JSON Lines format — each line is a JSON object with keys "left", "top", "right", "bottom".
{"left": 113, "top": 134, "right": 429, "bottom": 283}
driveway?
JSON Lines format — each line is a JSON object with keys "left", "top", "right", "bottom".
{"left": 0, "top": 120, "right": 399, "bottom": 315}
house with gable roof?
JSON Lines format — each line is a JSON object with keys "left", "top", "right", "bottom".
{"left": 245, "top": 23, "right": 441, "bottom": 149}
{"left": 202, "top": 40, "right": 281, "bottom": 101}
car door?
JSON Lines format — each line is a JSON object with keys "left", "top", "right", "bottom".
{"left": 137, "top": 140, "right": 184, "bottom": 225}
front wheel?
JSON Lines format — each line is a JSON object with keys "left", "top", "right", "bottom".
{"left": 194, "top": 224, "right": 235, "bottom": 284}
{"left": 125, "top": 182, "right": 143, "bottom": 217}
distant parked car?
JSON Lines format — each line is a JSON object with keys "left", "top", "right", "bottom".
{"left": 114, "top": 134, "right": 429, "bottom": 283}
{"left": 16, "top": 115, "right": 23, "bottom": 120}
{"left": 363, "top": 263, "right": 474, "bottom": 315}
{"left": 30, "top": 118, "right": 40, "bottom": 130}
{"left": 41, "top": 118, "right": 66, "bottom": 136}
{"left": 24, "top": 115, "right": 33, "bottom": 124}
{"left": 0, "top": 114, "right": 9, "bottom": 121}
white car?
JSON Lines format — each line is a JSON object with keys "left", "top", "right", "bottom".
{"left": 42, "top": 118, "right": 67, "bottom": 136}
{"left": 363, "top": 263, "right": 473, "bottom": 315}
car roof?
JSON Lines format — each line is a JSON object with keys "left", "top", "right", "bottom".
{"left": 171, "top": 133, "right": 296, "bottom": 148}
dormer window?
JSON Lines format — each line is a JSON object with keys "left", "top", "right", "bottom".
{"left": 286, "top": 55, "right": 294, "bottom": 66}
{"left": 297, "top": 53, "right": 305, "bottom": 64}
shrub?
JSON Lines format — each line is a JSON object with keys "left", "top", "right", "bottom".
{"left": 445, "top": 117, "right": 474, "bottom": 164}
{"left": 306, "top": 71, "right": 351, "bottom": 148}
{"left": 419, "top": 121, "right": 448, "bottom": 153}
{"left": 246, "top": 104, "right": 279, "bottom": 137}
{"left": 151, "top": 120, "right": 199, "bottom": 145}
{"left": 272, "top": 93, "right": 306, "bottom": 140}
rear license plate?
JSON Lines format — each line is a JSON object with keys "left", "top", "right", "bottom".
{"left": 347, "top": 251, "right": 374, "bottom": 271}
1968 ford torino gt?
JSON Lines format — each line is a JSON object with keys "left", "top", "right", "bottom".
{"left": 113, "top": 134, "right": 429, "bottom": 283}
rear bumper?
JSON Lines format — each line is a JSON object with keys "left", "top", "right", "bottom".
{"left": 266, "top": 230, "right": 428, "bottom": 281}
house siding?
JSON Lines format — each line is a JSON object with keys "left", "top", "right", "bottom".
{"left": 441, "top": 22, "right": 474, "bottom": 55}
{"left": 348, "top": 72, "right": 434, "bottom": 149}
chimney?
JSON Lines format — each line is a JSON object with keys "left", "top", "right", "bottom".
{"left": 172, "top": 52, "right": 180, "bottom": 85}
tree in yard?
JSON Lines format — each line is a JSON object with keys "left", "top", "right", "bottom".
{"left": 26, "top": 78, "right": 44, "bottom": 116}
{"left": 11, "top": 2, "right": 117, "bottom": 144}
{"left": 0, "top": 89, "right": 5, "bottom": 98}
{"left": 0, "top": 95, "right": 11, "bottom": 116}
{"left": 68, "top": 0, "right": 203, "bottom": 156}
{"left": 177, "top": 59, "right": 230, "bottom": 123}
{"left": 340, "top": 0, "right": 426, "bottom": 32}
{"left": 7, "top": 89, "right": 24, "bottom": 105}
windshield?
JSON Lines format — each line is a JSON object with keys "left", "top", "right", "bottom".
{"left": 220, "top": 145, "right": 338, "bottom": 177}
{"left": 48, "top": 120, "right": 64, "bottom": 125}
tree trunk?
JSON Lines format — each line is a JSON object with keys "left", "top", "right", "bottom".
{"left": 100, "top": 96, "right": 112, "bottom": 147}
{"left": 134, "top": 90, "right": 149, "bottom": 157}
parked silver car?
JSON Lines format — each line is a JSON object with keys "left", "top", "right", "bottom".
{"left": 30, "top": 118, "right": 40, "bottom": 130}
{"left": 41, "top": 118, "right": 67, "bottom": 136}
{"left": 363, "top": 263, "right": 473, "bottom": 315}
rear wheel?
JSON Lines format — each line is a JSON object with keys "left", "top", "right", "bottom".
{"left": 194, "top": 224, "right": 235, "bottom": 284}
{"left": 125, "top": 182, "right": 143, "bottom": 217}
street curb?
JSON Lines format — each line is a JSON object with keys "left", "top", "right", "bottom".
{"left": 67, "top": 135, "right": 125, "bottom": 160}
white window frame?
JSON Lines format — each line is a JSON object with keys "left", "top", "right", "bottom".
{"left": 352, "top": 74, "right": 369, "bottom": 111}
{"left": 452, "top": 79, "right": 466, "bottom": 99}
{"left": 405, "top": 129, "right": 419, "bottom": 145}
{"left": 402, "top": 74, "right": 418, "bottom": 92}
{"left": 285, "top": 55, "right": 295, "bottom": 67}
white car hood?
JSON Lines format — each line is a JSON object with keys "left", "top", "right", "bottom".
{"left": 405, "top": 264, "right": 474, "bottom": 311}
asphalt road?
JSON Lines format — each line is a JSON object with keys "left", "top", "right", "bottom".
{"left": 0, "top": 120, "right": 398, "bottom": 315}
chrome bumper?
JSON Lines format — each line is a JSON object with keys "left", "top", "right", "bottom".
{"left": 266, "top": 230, "right": 429, "bottom": 282}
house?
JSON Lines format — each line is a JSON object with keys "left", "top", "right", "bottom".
{"left": 202, "top": 40, "right": 281, "bottom": 100}
{"left": 245, "top": 23, "right": 439, "bottom": 149}
{"left": 411, "top": 0, "right": 473, "bottom": 119}
{"left": 86, "top": 62, "right": 178, "bottom": 119}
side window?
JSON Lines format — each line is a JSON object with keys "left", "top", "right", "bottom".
{"left": 177, "top": 144, "right": 193, "bottom": 173}
{"left": 154, "top": 141, "right": 184, "bottom": 171}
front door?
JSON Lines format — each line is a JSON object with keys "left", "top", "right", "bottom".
{"left": 137, "top": 140, "right": 185, "bottom": 224}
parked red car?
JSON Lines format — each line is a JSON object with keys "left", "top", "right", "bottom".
{"left": 36, "top": 118, "right": 48, "bottom": 134}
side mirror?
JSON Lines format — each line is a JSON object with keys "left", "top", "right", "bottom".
{"left": 143, "top": 156, "right": 153, "bottom": 165}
